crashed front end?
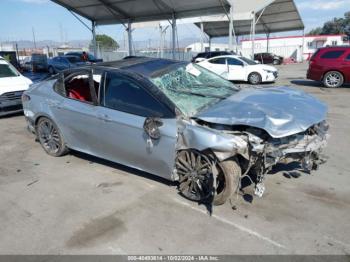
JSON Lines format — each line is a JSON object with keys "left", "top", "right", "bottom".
{"left": 234, "top": 121, "right": 329, "bottom": 196}
{"left": 178, "top": 118, "right": 329, "bottom": 198}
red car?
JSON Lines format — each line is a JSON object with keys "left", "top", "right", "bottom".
{"left": 307, "top": 46, "right": 350, "bottom": 88}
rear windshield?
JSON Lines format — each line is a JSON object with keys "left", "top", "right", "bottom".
{"left": 321, "top": 50, "right": 345, "bottom": 59}
{"left": 0, "top": 63, "right": 20, "bottom": 78}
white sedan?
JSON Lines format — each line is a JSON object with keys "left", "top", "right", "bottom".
{"left": 198, "top": 55, "right": 278, "bottom": 85}
{"left": 0, "top": 56, "right": 32, "bottom": 116}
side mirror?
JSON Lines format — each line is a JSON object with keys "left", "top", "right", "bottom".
{"left": 143, "top": 117, "right": 163, "bottom": 140}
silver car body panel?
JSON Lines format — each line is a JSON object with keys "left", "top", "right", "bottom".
{"left": 196, "top": 86, "right": 327, "bottom": 138}
{"left": 24, "top": 80, "right": 177, "bottom": 180}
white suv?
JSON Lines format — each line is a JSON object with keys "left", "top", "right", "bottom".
{"left": 0, "top": 56, "right": 32, "bottom": 116}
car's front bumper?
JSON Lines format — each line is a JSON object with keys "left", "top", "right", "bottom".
{"left": 263, "top": 71, "right": 278, "bottom": 82}
{"left": 0, "top": 91, "right": 24, "bottom": 116}
{"left": 262, "top": 121, "right": 329, "bottom": 168}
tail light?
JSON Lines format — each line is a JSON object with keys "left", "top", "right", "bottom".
{"left": 22, "top": 93, "right": 31, "bottom": 102}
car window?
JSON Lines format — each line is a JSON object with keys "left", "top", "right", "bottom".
{"left": 0, "top": 63, "right": 20, "bottom": 78}
{"left": 227, "top": 58, "right": 243, "bottom": 66}
{"left": 346, "top": 53, "right": 350, "bottom": 60}
{"left": 54, "top": 71, "right": 100, "bottom": 104}
{"left": 321, "top": 50, "right": 345, "bottom": 59}
{"left": 103, "top": 72, "right": 169, "bottom": 117}
{"left": 209, "top": 58, "right": 226, "bottom": 65}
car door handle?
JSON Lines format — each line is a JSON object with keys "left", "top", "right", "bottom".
{"left": 97, "top": 113, "right": 112, "bottom": 122}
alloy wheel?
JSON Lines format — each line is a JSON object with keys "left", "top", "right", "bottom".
{"left": 37, "top": 119, "right": 61, "bottom": 154}
{"left": 325, "top": 72, "right": 342, "bottom": 88}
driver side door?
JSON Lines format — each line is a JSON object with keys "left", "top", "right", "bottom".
{"left": 95, "top": 71, "right": 178, "bottom": 179}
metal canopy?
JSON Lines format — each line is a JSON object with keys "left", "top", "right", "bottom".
{"left": 194, "top": 0, "right": 304, "bottom": 38}
{"left": 51, "top": 0, "right": 232, "bottom": 25}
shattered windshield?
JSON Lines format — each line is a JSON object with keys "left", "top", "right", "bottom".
{"left": 151, "top": 63, "right": 239, "bottom": 116}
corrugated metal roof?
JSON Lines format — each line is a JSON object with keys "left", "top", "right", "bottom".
{"left": 50, "top": 0, "right": 232, "bottom": 25}
{"left": 194, "top": 0, "right": 304, "bottom": 37}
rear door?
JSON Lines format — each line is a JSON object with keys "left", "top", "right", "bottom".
{"left": 50, "top": 70, "right": 102, "bottom": 154}
{"left": 226, "top": 57, "right": 246, "bottom": 81}
{"left": 95, "top": 71, "right": 177, "bottom": 179}
{"left": 202, "top": 57, "right": 229, "bottom": 78}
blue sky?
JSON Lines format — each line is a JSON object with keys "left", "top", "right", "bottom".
{"left": 0, "top": 0, "right": 349, "bottom": 44}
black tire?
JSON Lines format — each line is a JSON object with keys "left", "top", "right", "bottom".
{"left": 323, "top": 71, "right": 344, "bottom": 88}
{"left": 213, "top": 159, "right": 241, "bottom": 206}
{"left": 248, "top": 72, "right": 262, "bottom": 85}
{"left": 176, "top": 150, "right": 241, "bottom": 206}
{"left": 48, "top": 66, "right": 55, "bottom": 75}
{"left": 36, "top": 117, "right": 68, "bottom": 157}
{"left": 273, "top": 59, "right": 280, "bottom": 65}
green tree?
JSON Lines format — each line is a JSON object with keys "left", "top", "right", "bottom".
{"left": 307, "top": 11, "right": 350, "bottom": 35}
{"left": 308, "top": 27, "right": 322, "bottom": 35}
{"left": 90, "top": 34, "right": 119, "bottom": 50}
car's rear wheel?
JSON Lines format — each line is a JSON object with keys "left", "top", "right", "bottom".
{"left": 36, "top": 117, "right": 68, "bottom": 157}
{"left": 323, "top": 71, "right": 344, "bottom": 88}
{"left": 176, "top": 150, "right": 241, "bottom": 206}
{"left": 273, "top": 59, "right": 280, "bottom": 65}
{"left": 248, "top": 72, "right": 262, "bottom": 85}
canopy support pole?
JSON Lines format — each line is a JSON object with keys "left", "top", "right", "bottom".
{"left": 266, "top": 32, "right": 270, "bottom": 53}
{"left": 171, "top": 15, "right": 176, "bottom": 60}
{"left": 228, "top": 6, "right": 234, "bottom": 52}
{"left": 209, "top": 37, "right": 212, "bottom": 52}
{"left": 127, "top": 21, "right": 133, "bottom": 56}
{"left": 92, "top": 21, "right": 97, "bottom": 58}
{"left": 200, "top": 22, "right": 204, "bottom": 52}
{"left": 251, "top": 12, "right": 256, "bottom": 59}
{"left": 301, "top": 29, "right": 305, "bottom": 62}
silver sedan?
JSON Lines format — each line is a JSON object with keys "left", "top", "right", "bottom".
{"left": 22, "top": 58, "right": 329, "bottom": 206}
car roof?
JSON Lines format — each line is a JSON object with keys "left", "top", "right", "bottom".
{"left": 207, "top": 55, "right": 239, "bottom": 59}
{"left": 318, "top": 46, "right": 350, "bottom": 51}
{"left": 99, "top": 57, "right": 186, "bottom": 77}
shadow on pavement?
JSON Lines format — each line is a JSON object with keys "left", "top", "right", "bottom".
{"left": 69, "top": 150, "right": 174, "bottom": 187}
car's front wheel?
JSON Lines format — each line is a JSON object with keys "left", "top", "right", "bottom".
{"left": 248, "top": 72, "right": 262, "bottom": 85}
{"left": 273, "top": 59, "right": 280, "bottom": 65}
{"left": 323, "top": 71, "right": 344, "bottom": 88}
{"left": 36, "top": 117, "right": 69, "bottom": 157}
{"left": 176, "top": 150, "right": 241, "bottom": 206}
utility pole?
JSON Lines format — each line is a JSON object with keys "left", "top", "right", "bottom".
{"left": 32, "top": 27, "right": 37, "bottom": 49}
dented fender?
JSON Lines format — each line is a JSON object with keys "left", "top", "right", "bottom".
{"left": 176, "top": 119, "right": 249, "bottom": 161}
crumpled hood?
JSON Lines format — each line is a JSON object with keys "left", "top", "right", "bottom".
{"left": 0, "top": 76, "right": 32, "bottom": 96}
{"left": 195, "top": 86, "right": 328, "bottom": 138}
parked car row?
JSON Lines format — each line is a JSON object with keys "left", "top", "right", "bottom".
{"left": 20, "top": 52, "right": 103, "bottom": 73}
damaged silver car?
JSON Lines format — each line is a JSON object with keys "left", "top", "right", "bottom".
{"left": 22, "top": 58, "right": 329, "bottom": 205}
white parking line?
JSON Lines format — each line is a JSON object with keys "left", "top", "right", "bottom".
{"left": 172, "top": 197, "right": 287, "bottom": 250}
